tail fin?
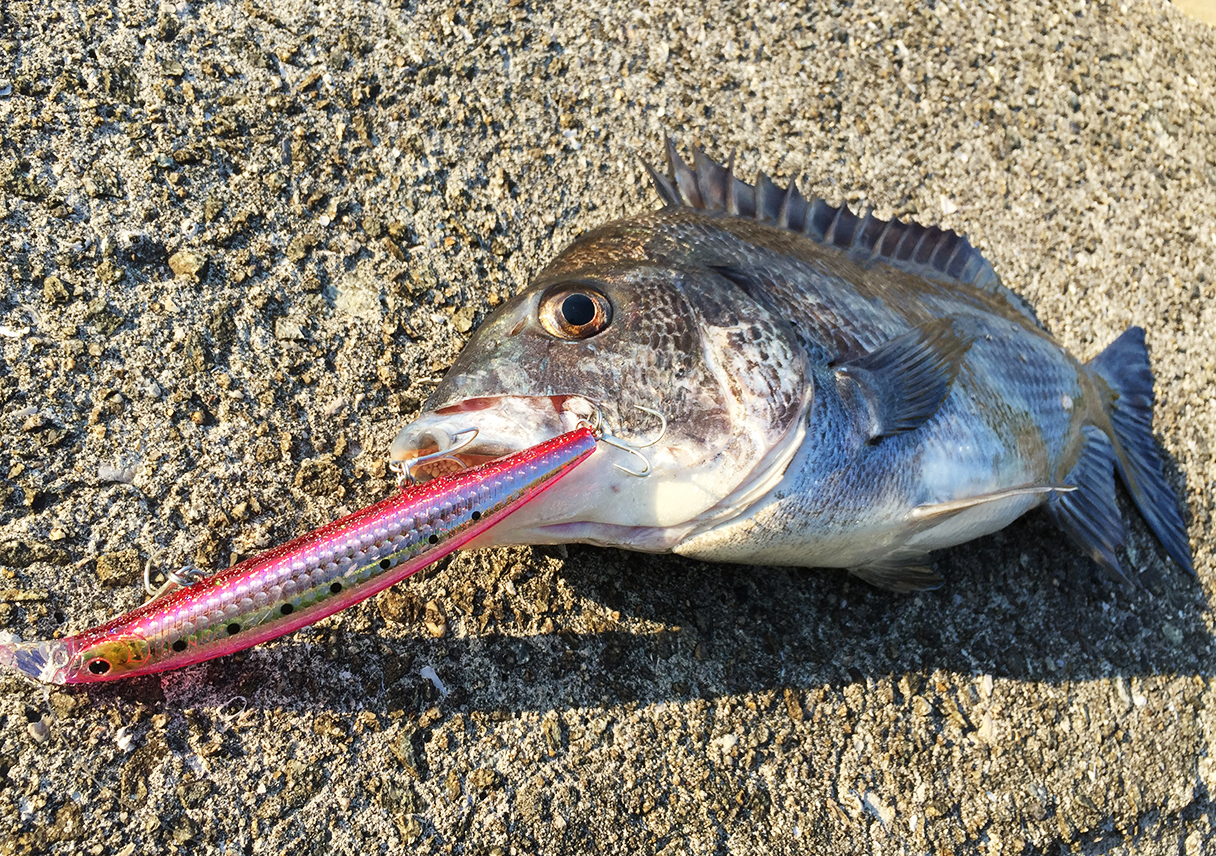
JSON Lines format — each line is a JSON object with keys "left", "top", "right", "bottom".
{"left": 1087, "top": 327, "right": 1194, "bottom": 575}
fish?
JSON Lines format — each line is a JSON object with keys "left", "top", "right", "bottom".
{"left": 0, "top": 427, "right": 597, "bottom": 683}
{"left": 388, "top": 140, "right": 1194, "bottom": 591}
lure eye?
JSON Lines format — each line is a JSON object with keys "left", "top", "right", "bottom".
{"left": 77, "top": 637, "right": 150, "bottom": 679}
{"left": 539, "top": 284, "right": 612, "bottom": 340}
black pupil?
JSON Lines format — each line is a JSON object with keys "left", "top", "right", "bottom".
{"left": 227, "top": 623, "right": 241, "bottom": 635}
{"left": 428, "top": 534, "right": 439, "bottom": 545}
{"left": 88, "top": 659, "right": 110, "bottom": 675}
{"left": 172, "top": 640, "right": 187, "bottom": 653}
{"left": 560, "top": 293, "right": 596, "bottom": 327}
{"left": 330, "top": 582, "right": 343, "bottom": 594}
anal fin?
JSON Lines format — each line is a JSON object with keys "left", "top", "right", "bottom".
{"left": 1046, "top": 425, "right": 1129, "bottom": 583}
{"left": 835, "top": 318, "right": 973, "bottom": 442}
{"left": 850, "top": 558, "right": 943, "bottom": 593}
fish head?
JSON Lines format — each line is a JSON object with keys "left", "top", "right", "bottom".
{"left": 390, "top": 230, "right": 811, "bottom": 550}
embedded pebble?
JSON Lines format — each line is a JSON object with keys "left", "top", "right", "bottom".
{"left": 167, "top": 249, "right": 207, "bottom": 279}
{"left": 94, "top": 549, "right": 140, "bottom": 587}
{"left": 27, "top": 717, "right": 49, "bottom": 744}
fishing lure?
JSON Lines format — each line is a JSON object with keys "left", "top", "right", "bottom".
{"left": 0, "top": 426, "right": 597, "bottom": 684}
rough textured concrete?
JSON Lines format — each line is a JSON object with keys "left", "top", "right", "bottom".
{"left": 1, "top": 0, "right": 1214, "bottom": 853}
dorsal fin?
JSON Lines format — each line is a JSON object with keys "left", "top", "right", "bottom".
{"left": 643, "top": 139, "right": 1031, "bottom": 319}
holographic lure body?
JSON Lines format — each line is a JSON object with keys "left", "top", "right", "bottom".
{"left": 0, "top": 427, "right": 596, "bottom": 684}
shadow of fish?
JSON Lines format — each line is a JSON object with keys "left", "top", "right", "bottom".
{"left": 390, "top": 140, "right": 1193, "bottom": 591}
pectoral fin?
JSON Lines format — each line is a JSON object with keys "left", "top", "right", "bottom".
{"left": 836, "top": 318, "right": 973, "bottom": 442}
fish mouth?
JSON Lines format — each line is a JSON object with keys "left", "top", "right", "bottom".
{"left": 388, "top": 393, "right": 690, "bottom": 551}
{"left": 389, "top": 395, "right": 591, "bottom": 482}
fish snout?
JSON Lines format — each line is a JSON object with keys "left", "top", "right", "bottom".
{"left": 389, "top": 396, "right": 585, "bottom": 482}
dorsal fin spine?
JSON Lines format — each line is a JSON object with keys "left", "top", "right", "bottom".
{"left": 641, "top": 158, "right": 680, "bottom": 206}
{"left": 856, "top": 210, "right": 881, "bottom": 260}
{"left": 823, "top": 203, "right": 845, "bottom": 245}
{"left": 756, "top": 173, "right": 781, "bottom": 223}
{"left": 896, "top": 223, "right": 924, "bottom": 261}
{"left": 725, "top": 151, "right": 740, "bottom": 216}
{"left": 785, "top": 179, "right": 807, "bottom": 232}
{"left": 942, "top": 241, "right": 966, "bottom": 276}
{"left": 807, "top": 199, "right": 834, "bottom": 241}
{"left": 833, "top": 205, "right": 860, "bottom": 247}
{"left": 871, "top": 218, "right": 894, "bottom": 261}
{"left": 692, "top": 147, "right": 721, "bottom": 210}
{"left": 913, "top": 229, "right": 936, "bottom": 265}
{"left": 647, "top": 141, "right": 1023, "bottom": 316}
{"left": 935, "top": 233, "right": 963, "bottom": 270}
{"left": 666, "top": 137, "right": 702, "bottom": 208}
{"left": 777, "top": 179, "right": 793, "bottom": 229}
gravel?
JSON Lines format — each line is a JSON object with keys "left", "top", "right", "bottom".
{"left": 1, "top": 0, "right": 1214, "bottom": 853}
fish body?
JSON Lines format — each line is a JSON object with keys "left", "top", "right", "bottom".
{"left": 0, "top": 427, "right": 596, "bottom": 684}
{"left": 390, "top": 143, "right": 1193, "bottom": 589}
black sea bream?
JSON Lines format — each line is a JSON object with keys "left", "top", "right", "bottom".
{"left": 389, "top": 142, "right": 1193, "bottom": 590}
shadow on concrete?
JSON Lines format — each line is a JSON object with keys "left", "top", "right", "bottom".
{"left": 74, "top": 509, "right": 1211, "bottom": 717}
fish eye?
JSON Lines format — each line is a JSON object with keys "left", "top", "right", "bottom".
{"left": 538, "top": 284, "right": 612, "bottom": 340}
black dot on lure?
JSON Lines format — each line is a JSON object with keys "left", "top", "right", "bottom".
{"left": 171, "top": 639, "right": 188, "bottom": 653}
{"left": 226, "top": 622, "right": 241, "bottom": 635}
{"left": 379, "top": 558, "right": 391, "bottom": 570}
{"left": 330, "top": 581, "right": 343, "bottom": 594}
{"left": 471, "top": 510, "right": 482, "bottom": 522}
{"left": 428, "top": 534, "right": 439, "bottom": 545}
{"left": 280, "top": 603, "right": 294, "bottom": 616}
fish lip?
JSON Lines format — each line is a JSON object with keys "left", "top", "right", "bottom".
{"left": 389, "top": 395, "right": 587, "bottom": 482}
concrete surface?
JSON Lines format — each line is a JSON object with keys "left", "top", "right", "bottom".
{"left": 1, "top": 0, "right": 1214, "bottom": 853}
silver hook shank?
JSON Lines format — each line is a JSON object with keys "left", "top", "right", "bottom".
{"left": 586, "top": 404, "right": 667, "bottom": 477}
{"left": 389, "top": 427, "right": 480, "bottom": 487}
{"left": 144, "top": 562, "right": 207, "bottom": 601}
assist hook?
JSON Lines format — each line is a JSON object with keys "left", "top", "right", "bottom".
{"left": 582, "top": 405, "right": 667, "bottom": 477}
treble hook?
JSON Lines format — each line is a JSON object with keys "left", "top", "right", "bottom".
{"left": 388, "top": 427, "right": 480, "bottom": 487}
{"left": 585, "top": 404, "right": 667, "bottom": 477}
{"left": 144, "top": 562, "right": 208, "bottom": 601}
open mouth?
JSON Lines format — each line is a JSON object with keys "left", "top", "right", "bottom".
{"left": 388, "top": 395, "right": 591, "bottom": 483}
